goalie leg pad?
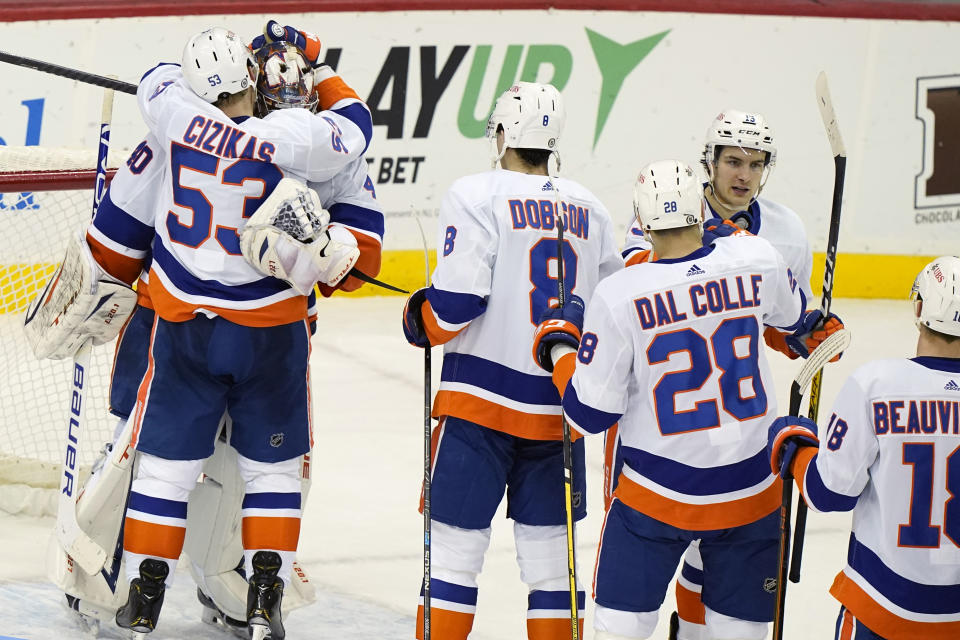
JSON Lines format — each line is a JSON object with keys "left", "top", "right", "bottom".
{"left": 24, "top": 231, "right": 137, "bottom": 360}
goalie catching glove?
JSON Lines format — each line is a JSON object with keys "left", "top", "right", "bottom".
{"left": 239, "top": 177, "right": 360, "bottom": 295}
{"left": 23, "top": 231, "right": 138, "bottom": 360}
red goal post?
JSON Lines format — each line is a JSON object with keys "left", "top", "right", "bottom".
{"left": 0, "top": 145, "right": 124, "bottom": 515}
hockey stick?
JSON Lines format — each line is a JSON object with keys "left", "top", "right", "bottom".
{"left": 772, "top": 328, "right": 851, "bottom": 640}
{"left": 414, "top": 216, "right": 432, "bottom": 640}
{"left": 555, "top": 218, "right": 580, "bottom": 640}
{"left": 55, "top": 86, "right": 116, "bottom": 576}
{"left": 0, "top": 50, "right": 137, "bottom": 95}
{"left": 788, "top": 71, "right": 848, "bottom": 585}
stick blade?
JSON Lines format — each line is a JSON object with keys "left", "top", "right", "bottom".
{"left": 816, "top": 71, "right": 847, "bottom": 158}
{"left": 794, "top": 328, "right": 852, "bottom": 393}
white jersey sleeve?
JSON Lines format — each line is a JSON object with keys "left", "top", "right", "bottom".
{"left": 430, "top": 180, "right": 497, "bottom": 301}
{"left": 564, "top": 290, "right": 632, "bottom": 435}
{"left": 85, "top": 133, "right": 165, "bottom": 284}
{"left": 757, "top": 239, "right": 806, "bottom": 331}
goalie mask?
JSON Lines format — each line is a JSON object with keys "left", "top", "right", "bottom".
{"left": 633, "top": 160, "right": 705, "bottom": 232}
{"left": 182, "top": 27, "right": 258, "bottom": 103}
{"left": 701, "top": 108, "right": 777, "bottom": 203}
{"left": 911, "top": 256, "right": 960, "bottom": 337}
{"left": 254, "top": 41, "right": 319, "bottom": 116}
{"left": 486, "top": 82, "right": 565, "bottom": 168}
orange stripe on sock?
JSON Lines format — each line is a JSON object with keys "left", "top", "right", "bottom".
{"left": 527, "top": 616, "right": 584, "bottom": 639}
{"left": 123, "top": 517, "right": 185, "bottom": 559}
{"left": 416, "top": 604, "right": 474, "bottom": 640}
{"left": 242, "top": 516, "right": 301, "bottom": 552}
{"left": 675, "top": 582, "right": 706, "bottom": 625}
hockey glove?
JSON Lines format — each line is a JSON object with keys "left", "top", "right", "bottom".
{"left": 252, "top": 20, "right": 323, "bottom": 67}
{"left": 768, "top": 415, "right": 819, "bottom": 478}
{"left": 701, "top": 211, "right": 753, "bottom": 246}
{"left": 403, "top": 288, "right": 430, "bottom": 348}
{"left": 785, "top": 309, "right": 845, "bottom": 360}
{"left": 532, "top": 295, "right": 585, "bottom": 373}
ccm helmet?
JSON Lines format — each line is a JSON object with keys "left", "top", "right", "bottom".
{"left": 182, "top": 27, "right": 258, "bottom": 103}
{"left": 633, "top": 160, "right": 704, "bottom": 232}
{"left": 486, "top": 82, "right": 564, "bottom": 167}
{"left": 702, "top": 109, "right": 777, "bottom": 201}
{"left": 911, "top": 256, "right": 960, "bottom": 337}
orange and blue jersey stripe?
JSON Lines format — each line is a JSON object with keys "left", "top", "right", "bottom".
{"left": 613, "top": 445, "right": 781, "bottom": 530}
{"left": 123, "top": 491, "right": 188, "bottom": 561}
{"left": 432, "top": 352, "right": 573, "bottom": 441}
{"left": 416, "top": 578, "right": 478, "bottom": 640}
{"left": 149, "top": 239, "right": 307, "bottom": 326}
{"left": 831, "top": 534, "right": 960, "bottom": 640}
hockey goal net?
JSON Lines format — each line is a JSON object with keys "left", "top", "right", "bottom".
{"left": 0, "top": 145, "right": 125, "bottom": 515}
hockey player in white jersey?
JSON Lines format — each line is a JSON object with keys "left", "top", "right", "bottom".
{"left": 768, "top": 257, "right": 960, "bottom": 640}
{"left": 402, "top": 82, "right": 623, "bottom": 639}
{"left": 533, "top": 159, "right": 843, "bottom": 640}
{"left": 40, "top": 28, "right": 383, "bottom": 637}
{"left": 23, "top": 25, "right": 374, "bottom": 639}
{"left": 616, "top": 110, "right": 829, "bottom": 640}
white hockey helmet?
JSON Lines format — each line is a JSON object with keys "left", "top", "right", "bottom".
{"left": 911, "top": 256, "right": 960, "bottom": 337}
{"left": 701, "top": 108, "right": 777, "bottom": 178}
{"left": 633, "top": 160, "right": 704, "bottom": 232}
{"left": 486, "top": 82, "right": 565, "bottom": 166}
{"left": 182, "top": 27, "right": 258, "bottom": 103}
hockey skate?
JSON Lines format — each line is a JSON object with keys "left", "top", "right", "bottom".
{"left": 115, "top": 558, "right": 169, "bottom": 637}
{"left": 246, "top": 550, "right": 285, "bottom": 640}
{"left": 199, "top": 587, "right": 248, "bottom": 638}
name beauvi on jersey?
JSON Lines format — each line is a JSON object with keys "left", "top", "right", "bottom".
{"left": 426, "top": 171, "right": 623, "bottom": 441}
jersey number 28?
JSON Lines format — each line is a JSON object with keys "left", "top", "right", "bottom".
{"left": 647, "top": 316, "right": 767, "bottom": 435}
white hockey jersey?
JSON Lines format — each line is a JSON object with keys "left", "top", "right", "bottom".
{"left": 623, "top": 193, "right": 814, "bottom": 300}
{"left": 793, "top": 357, "right": 960, "bottom": 639}
{"left": 423, "top": 169, "right": 623, "bottom": 441}
{"left": 135, "top": 63, "right": 372, "bottom": 326}
{"left": 562, "top": 235, "right": 804, "bottom": 530}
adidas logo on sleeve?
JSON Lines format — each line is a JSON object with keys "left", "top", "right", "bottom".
{"left": 686, "top": 264, "right": 705, "bottom": 277}
{"left": 945, "top": 380, "right": 960, "bottom": 392}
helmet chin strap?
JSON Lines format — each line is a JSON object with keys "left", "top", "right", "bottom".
{"left": 491, "top": 140, "right": 506, "bottom": 169}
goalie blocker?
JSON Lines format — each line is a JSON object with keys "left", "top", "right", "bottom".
{"left": 240, "top": 177, "right": 360, "bottom": 295}
{"left": 23, "top": 231, "right": 137, "bottom": 360}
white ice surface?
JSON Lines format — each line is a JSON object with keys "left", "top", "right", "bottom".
{"left": 0, "top": 297, "right": 916, "bottom": 639}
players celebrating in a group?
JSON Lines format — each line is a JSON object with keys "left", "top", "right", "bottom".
{"left": 769, "top": 257, "right": 960, "bottom": 640}
{"left": 533, "top": 159, "right": 841, "bottom": 640}
{"left": 26, "top": 22, "right": 378, "bottom": 640}
{"left": 402, "top": 82, "right": 622, "bottom": 639}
